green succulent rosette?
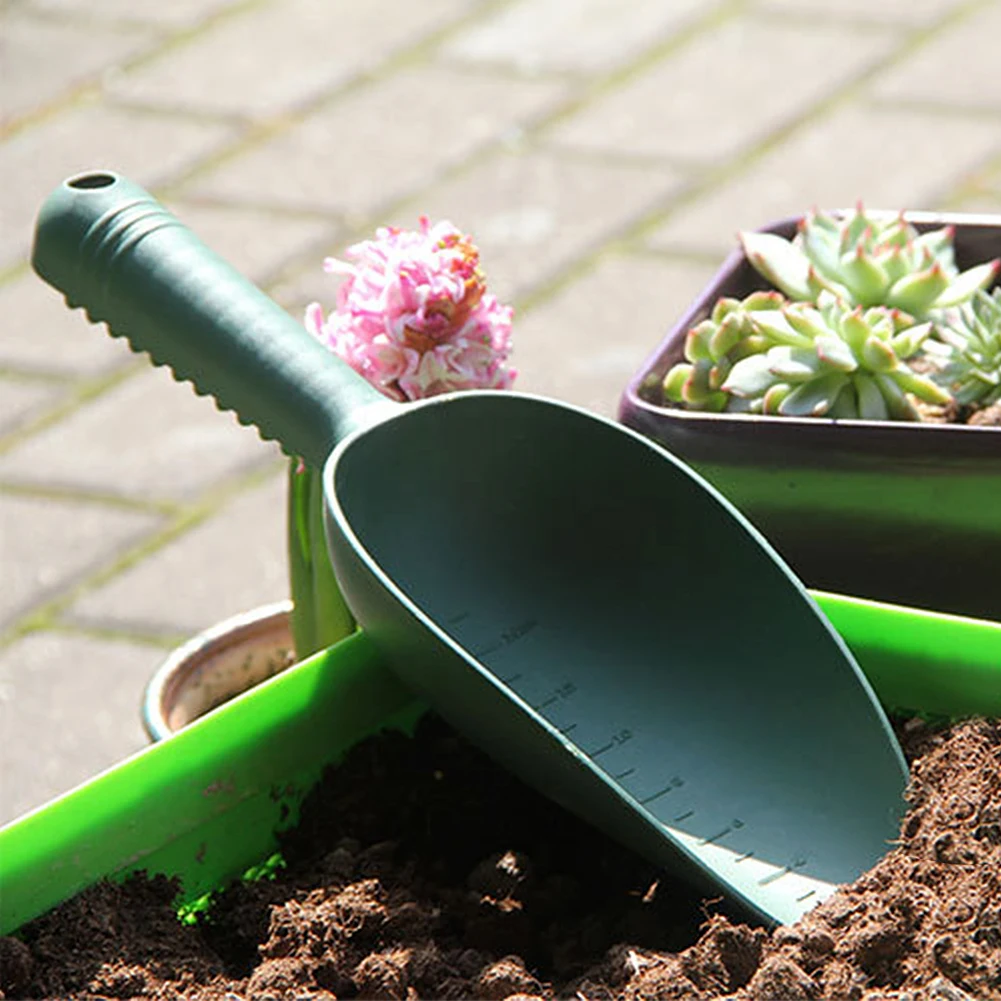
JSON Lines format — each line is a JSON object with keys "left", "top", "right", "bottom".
{"left": 739, "top": 206, "right": 998, "bottom": 319}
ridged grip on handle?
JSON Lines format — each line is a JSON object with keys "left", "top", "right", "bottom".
{"left": 31, "top": 171, "right": 394, "bottom": 468}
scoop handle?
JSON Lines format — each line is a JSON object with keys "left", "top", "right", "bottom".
{"left": 31, "top": 171, "right": 393, "bottom": 468}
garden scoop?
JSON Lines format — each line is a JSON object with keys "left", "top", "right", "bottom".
{"left": 32, "top": 172, "right": 908, "bottom": 926}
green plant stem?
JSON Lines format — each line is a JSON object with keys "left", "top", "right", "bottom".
{"left": 287, "top": 460, "right": 356, "bottom": 661}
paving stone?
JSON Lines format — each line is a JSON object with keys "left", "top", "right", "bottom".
{"left": 1, "top": 10, "right": 154, "bottom": 127}
{"left": 0, "top": 492, "right": 159, "bottom": 629}
{"left": 871, "top": 2, "right": 1001, "bottom": 110}
{"left": 162, "top": 199, "right": 337, "bottom": 285}
{"left": 0, "top": 365, "right": 279, "bottom": 501}
{"left": 549, "top": 17, "right": 895, "bottom": 164}
{"left": 26, "top": 0, "right": 245, "bottom": 28}
{"left": 109, "top": 0, "right": 482, "bottom": 119}
{"left": 0, "top": 632, "right": 162, "bottom": 824}
{"left": 186, "top": 65, "right": 568, "bottom": 222}
{"left": 0, "top": 271, "right": 135, "bottom": 377}
{"left": 0, "top": 102, "right": 237, "bottom": 273}
{"left": 69, "top": 469, "right": 289, "bottom": 635}
{"left": 443, "top": 0, "right": 709, "bottom": 74}
{"left": 647, "top": 105, "right": 1001, "bottom": 257}
{"left": 392, "top": 150, "right": 684, "bottom": 303}
{"left": 0, "top": 378, "right": 65, "bottom": 435}
{"left": 513, "top": 254, "right": 716, "bottom": 418}
{"left": 756, "top": 0, "right": 966, "bottom": 25}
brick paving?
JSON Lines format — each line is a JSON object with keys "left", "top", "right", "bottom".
{"left": 2, "top": 0, "right": 1001, "bottom": 824}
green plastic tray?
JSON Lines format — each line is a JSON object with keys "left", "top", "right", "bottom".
{"left": 3, "top": 594, "right": 1000, "bottom": 937}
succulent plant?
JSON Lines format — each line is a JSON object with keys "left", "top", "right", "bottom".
{"left": 924, "top": 288, "right": 1001, "bottom": 409}
{"left": 661, "top": 290, "right": 785, "bottom": 412}
{"left": 665, "top": 291, "right": 952, "bottom": 420}
{"left": 739, "top": 205, "right": 998, "bottom": 319}
{"left": 722, "top": 293, "right": 952, "bottom": 420}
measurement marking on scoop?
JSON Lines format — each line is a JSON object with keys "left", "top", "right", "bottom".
{"left": 797, "top": 890, "right": 817, "bottom": 903}
{"left": 758, "top": 865, "right": 792, "bottom": 886}
{"left": 640, "top": 775, "right": 685, "bottom": 805}
{"left": 699, "top": 825, "right": 734, "bottom": 846}
{"left": 758, "top": 856, "right": 808, "bottom": 886}
{"left": 588, "top": 729, "right": 634, "bottom": 758}
{"left": 640, "top": 785, "right": 674, "bottom": 805}
{"left": 533, "top": 681, "right": 577, "bottom": 713}
{"left": 474, "top": 641, "right": 502, "bottom": 658}
{"left": 472, "top": 619, "right": 540, "bottom": 661}
{"left": 699, "top": 816, "right": 746, "bottom": 845}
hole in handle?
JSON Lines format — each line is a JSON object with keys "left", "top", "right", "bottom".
{"left": 68, "top": 172, "right": 116, "bottom": 190}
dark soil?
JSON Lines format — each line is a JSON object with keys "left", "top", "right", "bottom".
{"left": 4, "top": 714, "right": 1000, "bottom": 1000}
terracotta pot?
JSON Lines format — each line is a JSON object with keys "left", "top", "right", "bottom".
{"left": 618, "top": 211, "right": 1001, "bottom": 620}
{"left": 142, "top": 601, "right": 295, "bottom": 741}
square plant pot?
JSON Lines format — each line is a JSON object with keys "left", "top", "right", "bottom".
{"left": 619, "top": 211, "right": 1001, "bottom": 621}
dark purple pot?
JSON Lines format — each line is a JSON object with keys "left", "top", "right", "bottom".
{"left": 619, "top": 211, "right": 1001, "bottom": 621}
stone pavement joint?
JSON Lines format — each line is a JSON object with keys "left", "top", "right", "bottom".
{"left": 3, "top": 0, "right": 1001, "bottom": 821}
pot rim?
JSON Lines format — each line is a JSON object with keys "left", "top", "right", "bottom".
{"left": 142, "top": 599, "right": 293, "bottom": 742}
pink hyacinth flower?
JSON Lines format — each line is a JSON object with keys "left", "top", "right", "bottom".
{"left": 304, "top": 217, "right": 515, "bottom": 402}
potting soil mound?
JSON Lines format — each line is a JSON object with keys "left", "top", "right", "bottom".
{"left": 3, "top": 715, "right": 1000, "bottom": 1000}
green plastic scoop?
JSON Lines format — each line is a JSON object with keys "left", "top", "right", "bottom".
{"left": 32, "top": 172, "right": 908, "bottom": 926}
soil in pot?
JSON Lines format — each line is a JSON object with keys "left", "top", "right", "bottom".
{"left": 4, "top": 713, "right": 1000, "bottom": 1000}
